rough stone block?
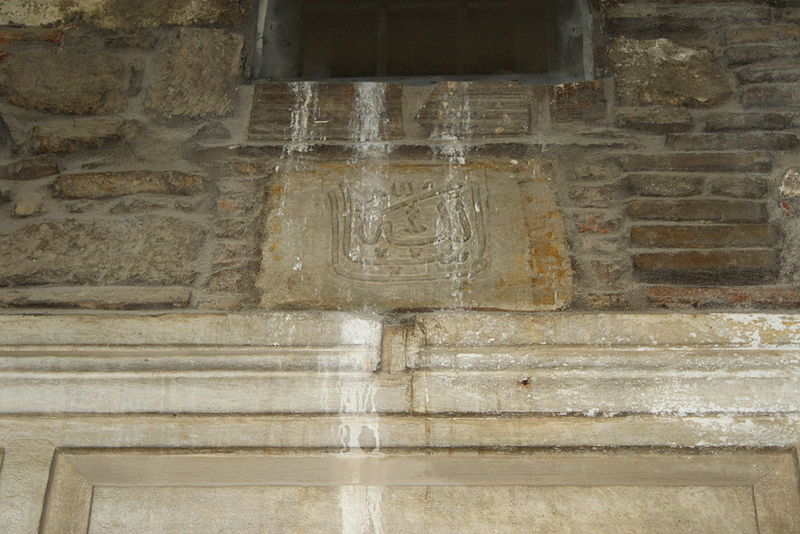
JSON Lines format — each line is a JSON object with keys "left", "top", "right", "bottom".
{"left": 31, "top": 117, "right": 137, "bottom": 154}
{"left": 0, "top": 48, "right": 129, "bottom": 114}
{"left": 146, "top": 28, "right": 243, "bottom": 120}
{"left": 704, "top": 112, "right": 793, "bottom": 132}
{"left": 615, "top": 107, "right": 693, "bottom": 133}
{"left": 11, "top": 196, "right": 42, "bottom": 218}
{"left": 250, "top": 82, "right": 403, "bottom": 141}
{"left": 549, "top": 81, "right": 606, "bottom": 124}
{"left": 615, "top": 152, "right": 772, "bottom": 173}
{"left": 53, "top": 171, "right": 205, "bottom": 199}
{"left": 633, "top": 250, "right": 779, "bottom": 283}
{"left": 608, "top": 38, "right": 731, "bottom": 107}
{"left": 627, "top": 200, "right": 768, "bottom": 223}
{"left": 631, "top": 225, "right": 780, "bottom": 248}
{"left": 781, "top": 168, "right": 800, "bottom": 197}
{"left": 666, "top": 132, "right": 799, "bottom": 151}
{"left": 257, "top": 160, "right": 573, "bottom": 311}
{"left": 0, "top": 0, "right": 245, "bottom": 29}
{"left": 0, "top": 155, "right": 59, "bottom": 181}
{"left": 625, "top": 174, "right": 703, "bottom": 197}
{"left": 0, "top": 217, "right": 205, "bottom": 286}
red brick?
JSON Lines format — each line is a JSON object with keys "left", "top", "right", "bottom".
{"left": 631, "top": 224, "right": 780, "bottom": 248}
{"left": 0, "top": 27, "right": 63, "bottom": 45}
{"left": 736, "top": 60, "right": 800, "bottom": 84}
{"left": 614, "top": 152, "right": 772, "bottom": 173}
{"left": 704, "top": 112, "right": 793, "bottom": 132}
{"left": 627, "top": 199, "right": 768, "bottom": 223}
{"left": 625, "top": 174, "right": 703, "bottom": 197}
{"left": 726, "top": 43, "right": 800, "bottom": 65}
{"left": 744, "top": 85, "right": 800, "bottom": 108}
{"left": 666, "top": 132, "right": 799, "bottom": 151}
{"left": 646, "top": 286, "right": 800, "bottom": 309}
{"left": 568, "top": 184, "right": 621, "bottom": 208}
{"left": 615, "top": 107, "right": 692, "bottom": 134}
{"left": 634, "top": 250, "right": 778, "bottom": 283}
{"left": 725, "top": 24, "right": 800, "bottom": 45}
{"left": 708, "top": 177, "right": 767, "bottom": 198}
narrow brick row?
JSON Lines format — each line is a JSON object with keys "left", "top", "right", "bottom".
{"left": 631, "top": 225, "right": 780, "bottom": 248}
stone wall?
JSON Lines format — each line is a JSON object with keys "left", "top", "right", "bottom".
{"left": 0, "top": 0, "right": 799, "bottom": 312}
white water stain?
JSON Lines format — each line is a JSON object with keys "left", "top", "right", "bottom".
{"left": 286, "top": 81, "right": 316, "bottom": 156}
{"left": 339, "top": 486, "right": 385, "bottom": 534}
{"left": 430, "top": 82, "right": 473, "bottom": 305}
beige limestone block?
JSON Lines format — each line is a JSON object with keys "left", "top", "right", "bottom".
{"left": 0, "top": 440, "right": 55, "bottom": 534}
{"left": 257, "top": 160, "right": 573, "bottom": 311}
{"left": 87, "top": 485, "right": 757, "bottom": 534}
{"left": 39, "top": 449, "right": 800, "bottom": 534}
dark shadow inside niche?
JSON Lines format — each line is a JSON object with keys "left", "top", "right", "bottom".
{"left": 0, "top": 115, "right": 11, "bottom": 156}
{"left": 256, "top": 0, "right": 594, "bottom": 84}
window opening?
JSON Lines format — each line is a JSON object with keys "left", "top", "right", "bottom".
{"left": 256, "top": 0, "right": 594, "bottom": 83}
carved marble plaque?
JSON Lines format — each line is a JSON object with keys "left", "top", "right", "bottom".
{"left": 257, "top": 160, "right": 573, "bottom": 310}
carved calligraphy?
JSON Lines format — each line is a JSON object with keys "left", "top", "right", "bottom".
{"left": 328, "top": 172, "right": 488, "bottom": 282}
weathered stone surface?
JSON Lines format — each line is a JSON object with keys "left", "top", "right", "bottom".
{"left": 250, "top": 82, "right": 404, "bottom": 141}
{"left": 781, "top": 168, "right": 800, "bottom": 197}
{"left": 146, "top": 28, "right": 243, "bottom": 120}
{"left": 0, "top": 217, "right": 205, "bottom": 286}
{"left": 615, "top": 107, "right": 692, "bottom": 133}
{"left": 704, "top": 112, "right": 793, "bottom": 132}
{"left": 0, "top": 0, "right": 245, "bottom": 29}
{"left": 257, "top": 160, "right": 573, "bottom": 311}
{"left": 0, "top": 48, "right": 129, "bottom": 114}
{"left": 53, "top": 171, "right": 205, "bottom": 199}
{"left": 608, "top": 38, "right": 731, "bottom": 107}
{"left": 31, "top": 117, "right": 138, "bottom": 154}
{"left": 625, "top": 174, "right": 702, "bottom": 197}
{"left": 627, "top": 199, "right": 768, "bottom": 223}
{"left": 0, "top": 155, "right": 59, "bottom": 181}
{"left": 549, "top": 81, "right": 606, "bottom": 124}
{"left": 0, "top": 286, "right": 192, "bottom": 309}
{"left": 631, "top": 225, "right": 780, "bottom": 248}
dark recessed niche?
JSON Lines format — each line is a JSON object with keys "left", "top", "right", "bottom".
{"left": 256, "top": 0, "right": 593, "bottom": 83}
